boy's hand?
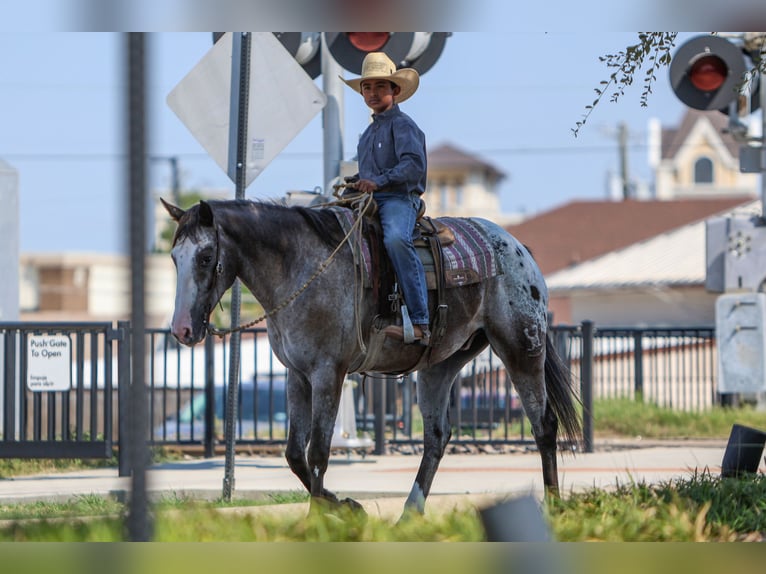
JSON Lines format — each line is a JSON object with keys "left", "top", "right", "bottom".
{"left": 356, "top": 179, "right": 378, "bottom": 194}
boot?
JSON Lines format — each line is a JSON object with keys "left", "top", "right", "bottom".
{"left": 383, "top": 323, "right": 431, "bottom": 346}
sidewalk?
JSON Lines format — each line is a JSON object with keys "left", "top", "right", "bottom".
{"left": 0, "top": 440, "right": 744, "bottom": 515}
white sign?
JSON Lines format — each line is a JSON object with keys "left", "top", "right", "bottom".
{"left": 167, "top": 32, "right": 327, "bottom": 188}
{"left": 27, "top": 335, "right": 71, "bottom": 392}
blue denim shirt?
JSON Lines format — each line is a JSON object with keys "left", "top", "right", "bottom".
{"left": 356, "top": 104, "right": 427, "bottom": 195}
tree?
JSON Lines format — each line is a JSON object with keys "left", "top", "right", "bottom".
{"left": 574, "top": 32, "right": 766, "bottom": 137}
{"left": 572, "top": 32, "right": 677, "bottom": 137}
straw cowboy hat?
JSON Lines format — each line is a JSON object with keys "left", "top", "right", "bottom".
{"left": 341, "top": 52, "right": 419, "bottom": 103}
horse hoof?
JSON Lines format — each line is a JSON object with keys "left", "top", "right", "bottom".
{"left": 309, "top": 495, "right": 366, "bottom": 516}
{"left": 396, "top": 505, "right": 424, "bottom": 526}
{"left": 339, "top": 497, "right": 366, "bottom": 515}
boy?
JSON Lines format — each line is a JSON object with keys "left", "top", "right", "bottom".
{"left": 342, "top": 52, "right": 430, "bottom": 345}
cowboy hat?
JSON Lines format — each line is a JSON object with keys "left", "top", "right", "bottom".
{"left": 341, "top": 52, "right": 419, "bottom": 104}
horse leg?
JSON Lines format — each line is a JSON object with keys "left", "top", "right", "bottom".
{"left": 284, "top": 370, "right": 314, "bottom": 492}
{"left": 283, "top": 369, "right": 342, "bottom": 502}
{"left": 496, "top": 348, "right": 561, "bottom": 496}
{"left": 403, "top": 357, "right": 470, "bottom": 516}
{"left": 304, "top": 366, "right": 363, "bottom": 512}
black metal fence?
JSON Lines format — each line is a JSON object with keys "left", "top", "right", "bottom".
{"left": 1, "top": 321, "right": 729, "bottom": 461}
{"left": 0, "top": 322, "right": 125, "bottom": 459}
{"left": 554, "top": 322, "right": 719, "bottom": 411}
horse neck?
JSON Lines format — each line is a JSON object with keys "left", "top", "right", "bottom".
{"left": 217, "top": 202, "right": 333, "bottom": 307}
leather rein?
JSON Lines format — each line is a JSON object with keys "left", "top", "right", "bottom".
{"left": 204, "top": 191, "right": 374, "bottom": 337}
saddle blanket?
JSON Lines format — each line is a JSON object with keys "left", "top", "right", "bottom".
{"left": 331, "top": 208, "right": 502, "bottom": 289}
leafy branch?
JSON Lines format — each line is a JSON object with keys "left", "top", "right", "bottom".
{"left": 742, "top": 33, "right": 766, "bottom": 92}
{"left": 573, "top": 32, "right": 678, "bottom": 137}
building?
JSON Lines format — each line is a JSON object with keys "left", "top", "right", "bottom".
{"left": 20, "top": 252, "right": 176, "bottom": 327}
{"left": 508, "top": 109, "right": 759, "bottom": 325}
{"left": 424, "top": 143, "right": 521, "bottom": 225}
{"left": 545, "top": 200, "right": 761, "bottom": 327}
{"left": 651, "top": 109, "right": 758, "bottom": 200}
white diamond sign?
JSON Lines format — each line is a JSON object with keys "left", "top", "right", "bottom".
{"left": 167, "top": 32, "right": 327, "bottom": 187}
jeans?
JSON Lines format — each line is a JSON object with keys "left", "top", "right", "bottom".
{"left": 374, "top": 190, "right": 429, "bottom": 325}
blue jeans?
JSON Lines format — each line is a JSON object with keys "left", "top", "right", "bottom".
{"left": 375, "top": 190, "right": 429, "bottom": 325}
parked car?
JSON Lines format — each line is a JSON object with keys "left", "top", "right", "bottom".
{"left": 153, "top": 376, "right": 287, "bottom": 442}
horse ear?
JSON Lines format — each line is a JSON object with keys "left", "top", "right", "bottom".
{"left": 160, "top": 197, "right": 186, "bottom": 222}
{"left": 198, "top": 200, "right": 215, "bottom": 228}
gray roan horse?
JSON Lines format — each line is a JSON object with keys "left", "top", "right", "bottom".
{"left": 162, "top": 198, "right": 581, "bottom": 515}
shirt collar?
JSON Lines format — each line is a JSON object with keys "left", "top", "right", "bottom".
{"left": 371, "top": 103, "right": 400, "bottom": 121}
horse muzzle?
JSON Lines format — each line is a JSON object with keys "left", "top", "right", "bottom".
{"left": 171, "top": 311, "right": 208, "bottom": 347}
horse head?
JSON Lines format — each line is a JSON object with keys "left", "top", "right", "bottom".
{"left": 162, "top": 198, "right": 234, "bottom": 346}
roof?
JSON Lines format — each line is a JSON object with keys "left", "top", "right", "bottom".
{"left": 661, "top": 109, "right": 740, "bottom": 160}
{"left": 505, "top": 196, "right": 753, "bottom": 275}
{"left": 545, "top": 199, "right": 762, "bottom": 292}
{"left": 428, "top": 142, "right": 505, "bottom": 181}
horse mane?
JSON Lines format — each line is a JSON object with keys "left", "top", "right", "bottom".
{"left": 172, "top": 199, "right": 345, "bottom": 249}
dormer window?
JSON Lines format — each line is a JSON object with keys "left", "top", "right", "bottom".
{"left": 694, "top": 157, "right": 714, "bottom": 184}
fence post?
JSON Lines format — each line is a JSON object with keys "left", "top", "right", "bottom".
{"left": 373, "top": 377, "right": 388, "bottom": 455}
{"left": 117, "top": 321, "right": 131, "bottom": 477}
{"left": 204, "top": 334, "right": 215, "bottom": 458}
{"left": 633, "top": 331, "right": 644, "bottom": 402}
{"left": 2, "top": 328, "right": 16, "bottom": 442}
{"left": 580, "top": 321, "right": 594, "bottom": 453}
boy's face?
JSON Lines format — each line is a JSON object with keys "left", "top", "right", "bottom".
{"left": 360, "top": 79, "right": 400, "bottom": 114}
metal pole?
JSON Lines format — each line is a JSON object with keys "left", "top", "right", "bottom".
{"left": 169, "top": 156, "right": 180, "bottom": 205}
{"left": 761, "top": 46, "right": 766, "bottom": 221}
{"left": 633, "top": 331, "right": 644, "bottom": 402}
{"left": 125, "top": 32, "right": 151, "bottom": 541}
{"left": 321, "top": 34, "right": 344, "bottom": 193}
{"left": 580, "top": 321, "right": 594, "bottom": 454}
{"left": 373, "top": 378, "right": 387, "bottom": 455}
{"left": 618, "top": 122, "right": 630, "bottom": 200}
{"left": 222, "top": 32, "right": 251, "bottom": 501}
{"left": 758, "top": 48, "right": 766, "bottom": 410}
{"left": 203, "top": 334, "right": 215, "bottom": 458}
{"left": 117, "top": 320, "right": 131, "bottom": 478}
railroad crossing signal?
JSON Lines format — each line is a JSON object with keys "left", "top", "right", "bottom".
{"left": 324, "top": 32, "right": 449, "bottom": 75}
{"left": 669, "top": 34, "right": 752, "bottom": 113}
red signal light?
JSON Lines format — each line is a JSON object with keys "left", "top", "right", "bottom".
{"left": 688, "top": 54, "right": 728, "bottom": 92}
{"left": 347, "top": 33, "right": 390, "bottom": 52}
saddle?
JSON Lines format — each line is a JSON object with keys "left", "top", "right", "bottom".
{"left": 332, "top": 190, "right": 501, "bottom": 375}
{"left": 335, "top": 189, "right": 451, "bottom": 350}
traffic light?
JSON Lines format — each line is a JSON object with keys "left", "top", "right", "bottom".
{"left": 325, "top": 32, "right": 449, "bottom": 75}
{"left": 669, "top": 34, "right": 755, "bottom": 113}
{"left": 213, "top": 33, "right": 322, "bottom": 79}
{"left": 272, "top": 33, "right": 322, "bottom": 79}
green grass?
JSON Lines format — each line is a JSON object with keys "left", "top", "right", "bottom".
{"left": 0, "top": 494, "right": 123, "bottom": 521}
{"left": 0, "top": 472, "right": 763, "bottom": 541}
{"left": 0, "top": 446, "right": 182, "bottom": 479}
{"left": 592, "top": 399, "right": 766, "bottom": 439}
{"left": 548, "top": 471, "right": 766, "bottom": 541}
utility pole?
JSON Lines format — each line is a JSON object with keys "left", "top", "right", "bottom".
{"left": 618, "top": 122, "right": 630, "bottom": 200}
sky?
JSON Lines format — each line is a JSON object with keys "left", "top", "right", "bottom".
{"left": 0, "top": 28, "right": 750, "bottom": 255}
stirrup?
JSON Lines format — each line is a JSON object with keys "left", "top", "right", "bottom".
{"left": 400, "top": 304, "right": 416, "bottom": 344}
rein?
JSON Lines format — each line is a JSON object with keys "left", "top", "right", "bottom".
{"left": 206, "top": 191, "right": 374, "bottom": 338}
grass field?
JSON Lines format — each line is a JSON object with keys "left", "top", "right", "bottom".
{"left": 0, "top": 399, "right": 763, "bottom": 541}
{"left": 0, "top": 471, "right": 764, "bottom": 541}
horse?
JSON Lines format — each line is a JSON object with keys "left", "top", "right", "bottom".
{"left": 162, "top": 197, "right": 581, "bottom": 516}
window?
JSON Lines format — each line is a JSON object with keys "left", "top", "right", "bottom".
{"left": 439, "top": 182, "right": 448, "bottom": 210}
{"left": 694, "top": 157, "right": 714, "bottom": 184}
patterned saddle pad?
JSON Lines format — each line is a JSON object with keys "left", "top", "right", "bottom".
{"left": 331, "top": 208, "right": 502, "bottom": 289}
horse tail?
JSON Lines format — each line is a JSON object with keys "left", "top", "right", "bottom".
{"left": 544, "top": 334, "right": 583, "bottom": 448}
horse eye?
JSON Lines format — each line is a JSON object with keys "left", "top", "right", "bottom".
{"left": 198, "top": 254, "right": 213, "bottom": 267}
